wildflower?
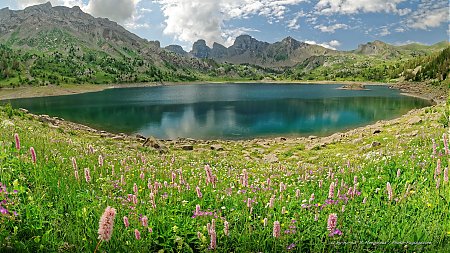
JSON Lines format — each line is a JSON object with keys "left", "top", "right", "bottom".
{"left": 195, "top": 204, "right": 201, "bottom": 215}
{"left": 98, "top": 155, "right": 103, "bottom": 167}
{"left": 74, "top": 170, "right": 79, "bottom": 181}
{"left": 123, "top": 216, "right": 129, "bottom": 228}
{"left": 242, "top": 169, "right": 248, "bottom": 187}
{"left": 140, "top": 172, "right": 145, "bottom": 180}
{"left": 287, "top": 243, "right": 296, "bottom": 250}
{"left": 89, "top": 144, "right": 94, "bottom": 154}
{"left": 71, "top": 157, "right": 77, "bottom": 171}
{"left": 224, "top": 221, "right": 229, "bottom": 236}
{"left": 397, "top": 169, "right": 401, "bottom": 178}
{"left": 427, "top": 203, "right": 432, "bottom": 208}
{"left": 444, "top": 168, "right": 448, "bottom": 183}
{"left": 329, "top": 229, "right": 343, "bottom": 237}
{"left": 318, "top": 180, "right": 323, "bottom": 188}
{"left": 314, "top": 213, "right": 319, "bottom": 221}
{"left": 282, "top": 206, "right": 286, "bottom": 214}
{"left": 132, "top": 195, "right": 138, "bottom": 205}
{"left": 436, "top": 178, "right": 440, "bottom": 189}
{"left": 247, "top": 197, "right": 252, "bottom": 209}
{"left": 273, "top": 221, "right": 281, "bottom": 238}
{"left": 263, "top": 217, "right": 268, "bottom": 227}
{"left": 121, "top": 175, "right": 125, "bottom": 185}
{"left": 327, "top": 213, "right": 337, "bottom": 232}
{"left": 432, "top": 139, "right": 436, "bottom": 156}
{"left": 434, "top": 159, "right": 441, "bottom": 181}
{"left": 444, "top": 133, "right": 449, "bottom": 155}
{"left": 295, "top": 189, "right": 300, "bottom": 198}
{"left": 98, "top": 206, "right": 116, "bottom": 241}
{"left": 148, "top": 227, "right": 153, "bottom": 233}
{"left": 328, "top": 182, "right": 335, "bottom": 199}
{"left": 14, "top": 133, "right": 20, "bottom": 150}
{"left": 135, "top": 229, "right": 141, "bottom": 240}
{"left": 269, "top": 195, "right": 275, "bottom": 208}
{"left": 30, "top": 147, "right": 36, "bottom": 163}
{"left": 309, "top": 193, "right": 315, "bottom": 203}
{"left": 196, "top": 186, "right": 202, "bottom": 198}
{"left": 133, "top": 183, "right": 138, "bottom": 195}
{"left": 386, "top": 182, "right": 393, "bottom": 201}
{"left": 362, "top": 197, "right": 367, "bottom": 204}
{"left": 341, "top": 205, "right": 345, "bottom": 212}
{"left": 84, "top": 168, "right": 91, "bottom": 183}
{"left": 141, "top": 216, "right": 148, "bottom": 227}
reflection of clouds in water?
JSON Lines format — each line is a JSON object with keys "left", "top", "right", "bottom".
{"left": 138, "top": 106, "right": 238, "bottom": 139}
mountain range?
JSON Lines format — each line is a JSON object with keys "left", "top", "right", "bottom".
{"left": 0, "top": 2, "right": 448, "bottom": 87}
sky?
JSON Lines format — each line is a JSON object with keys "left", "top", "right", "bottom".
{"left": 1, "top": 0, "right": 448, "bottom": 51}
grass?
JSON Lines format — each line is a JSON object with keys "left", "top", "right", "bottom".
{"left": 0, "top": 101, "right": 449, "bottom": 252}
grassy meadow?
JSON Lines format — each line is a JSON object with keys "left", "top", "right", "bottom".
{"left": 0, "top": 100, "right": 449, "bottom": 252}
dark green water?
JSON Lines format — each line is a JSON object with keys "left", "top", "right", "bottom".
{"left": 7, "top": 83, "right": 431, "bottom": 139}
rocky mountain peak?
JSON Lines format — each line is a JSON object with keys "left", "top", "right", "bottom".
{"left": 191, "top": 39, "right": 211, "bottom": 58}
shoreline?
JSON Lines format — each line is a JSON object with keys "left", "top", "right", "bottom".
{"left": 0, "top": 80, "right": 436, "bottom": 102}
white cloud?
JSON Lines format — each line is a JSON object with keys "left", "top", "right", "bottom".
{"left": 86, "top": 0, "right": 140, "bottom": 23}
{"left": 304, "top": 40, "right": 340, "bottom": 50}
{"left": 406, "top": 2, "right": 447, "bottom": 30}
{"left": 156, "top": 0, "right": 307, "bottom": 46}
{"left": 314, "top": 23, "right": 349, "bottom": 33}
{"left": 315, "top": 0, "right": 407, "bottom": 15}
{"left": 378, "top": 26, "right": 391, "bottom": 36}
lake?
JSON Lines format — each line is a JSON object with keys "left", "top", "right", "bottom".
{"left": 7, "top": 83, "right": 431, "bottom": 139}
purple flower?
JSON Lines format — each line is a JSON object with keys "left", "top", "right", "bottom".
{"left": 329, "top": 229, "right": 343, "bottom": 237}
{"left": 287, "top": 243, "right": 296, "bottom": 250}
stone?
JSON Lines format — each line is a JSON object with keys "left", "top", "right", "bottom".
{"left": 112, "top": 136, "right": 125, "bottom": 141}
{"left": 210, "top": 144, "right": 224, "bottom": 151}
{"left": 373, "top": 129, "right": 381, "bottom": 134}
{"left": 181, "top": 145, "right": 194, "bottom": 151}
{"left": 371, "top": 141, "right": 381, "bottom": 147}
{"left": 308, "top": 135, "right": 318, "bottom": 140}
{"left": 263, "top": 154, "right": 279, "bottom": 163}
{"left": 408, "top": 116, "right": 422, "bottom": 125}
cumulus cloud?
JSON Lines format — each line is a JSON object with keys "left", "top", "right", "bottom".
{"left": 156, "top": 0, "right": 306, "bottom": 46}
{"left": 315, "top": 0, "right": 407, "bottom": 15}
{"left": 86, "top": 0, "right": 140, "bottom": 23}
{"left": 406, "top": 1, "right": 447, "bottom": 30}
{"left": 314, "top": 23, "right": 349, "bottom": 33}
{"left": 378, "top": 26, "right": 391, "bottom": 36}
{"left": 304, "top": 40, "right": 340, "bottom": 50}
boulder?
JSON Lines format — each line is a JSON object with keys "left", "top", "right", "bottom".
{"left": 181, "top": 145, "right": 194, "bottom": 151}
{"left": 210, "top": 144, "right": 224, "bottom": 151}
{"left": 408, "top": 116, "right": 422, "bottom": 125}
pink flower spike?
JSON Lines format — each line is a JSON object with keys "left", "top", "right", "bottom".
{"left": 135, "top": 229, "right": 141, "bottom": 240}
{"left": 123, "top": 216, "right": 129, "bottom": 228}
{"left": 98, "top": 206, "right": 116, "bottom": 241}
{"left": 141, "top": 216, "right": 148, "bottom": 227}
{"left": 327, "top": 213, "right": 337, "bottom": 232}
{"left": 14, "top": 133, "right": 20, "bottom": 150}
{"left": 30, "top": 147, "right": 36, "bottom": 164}
{"left": 273, "top": 221, "right": 281, "bottom": 238}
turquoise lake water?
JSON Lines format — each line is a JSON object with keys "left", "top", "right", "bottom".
{"left": 7, "top": 83, "right": 431, "bottom": 139}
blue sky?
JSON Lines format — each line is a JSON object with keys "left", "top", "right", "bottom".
{"left": 1, "top": 0, "right": 448, "bottom": 50}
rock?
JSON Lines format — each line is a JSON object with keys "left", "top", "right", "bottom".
{"left": 112, "top": 135, "right": 125, "bottom": 141}
{"left": 373, "top": 129, "right": 381, "bottom": 134}
{"left": 309, "top": 135, "right": 318, "bottom": 140}
{"left": 371, "top": 141, "right": 381, "bottom": 147}
{"left": 136, "top": 134, "right": 146, "bottom": 141}
{"left": 19, "top": 108, "right": 28, "bottom": 113}
{"left": 210, "top": 144, "right": 224, "bottom": 151}
{"left": 143, "top": 136, "right": 162, "bottom": 149}
{"left": 181, "top": 145, "right": 194, "bottom": 151}
{"left": 408, "top": 130, "right": 419, "bottom": 137}
{"left": 408, "top": 116, "right": 422, "bottom": 125}
{"left": 279, "top": 137, "right": 287, "bottom": 141}
{"left": 263, "top": 154, "right": 279, "bottom": 163}
{"left": 48, "top": 123, "right": 59, "bottom": 129}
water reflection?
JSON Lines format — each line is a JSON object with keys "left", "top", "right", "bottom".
{"left": 7, "top": 84, "right": 431, "bottom": 139}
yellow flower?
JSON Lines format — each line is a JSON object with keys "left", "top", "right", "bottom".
{"left": 427, "top": 203, "right": 432, "bottom": 208}
{"left": 317, "top": 203, "right": 322, "bottom": 207}
{"left": 409, "top": 190, "right": 415, "bottom": 194}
